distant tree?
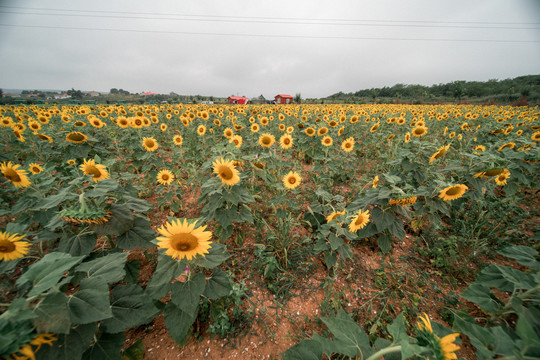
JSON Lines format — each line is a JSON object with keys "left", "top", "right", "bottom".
{"left": 67, "top": 88, "right": 83, "bottom": 100}
{"left": 21, "top": 90, "right": 29, "bottom": 95}
{"left": 0, "top": 89, "right": 3, "bottom": 99}
{"left": 118, "top": 89, "right": 130, "bottom": 95}
{"left": 110, "top": 88, "right": 119, "bottom": 94}
{"left": 294, "top": 93, "right": 302, "bottom": 103}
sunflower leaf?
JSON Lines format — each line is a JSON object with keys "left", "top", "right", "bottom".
{"left": 35, "top": 323, "right": 96, "bottom": 360}
{"left": 58, "top": 233, "right": 97, "bottom": 257}
{"left": 75, "top": 252, "right": 129, "bottom": 284}
{"left": 203, "top": 268, "right": 232, "bottom": 300}
{"left": 171, "top": 272, "right": 206, "bottom": 315}
{"left": 498, "top": 245, "right": 539, "bottom": 268}
{"left": 164, "top": 302, "right": 197, "bottom": 345}
{"left": 91, "top": 204, "right": 133, "bottom": 236}
{"left": 32, "top": 186, "right": 76, "bottom": 210}
{"left": 32, "top": 290, "right": 71, "bottom": 334}
{"left": 81, "top": 332, "right": 125, "bottom": 360}
{"left": 199, "top": 242, "right": 231, "bottom": 269}
{"left": 115, "top": 217, "right": 156, "bottom": 250}
{"left": 145, "top": 255, "right": 187, "bottom": 299}
{"left": 281, "top": 339, "right": 323, "bottom": 360}
{"left": 371, "top": 207, "right": 396, "bottom": 232}
{"left": 68, "top": 277, "right": 112, "bottom": 324}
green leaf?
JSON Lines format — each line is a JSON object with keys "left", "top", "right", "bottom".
{"left": 477, "top": 265, "right": 536, "bottom": 292}
{"left": 12, "top": 196, "right": 38, "bottom": 214}
{"left": 171, "top": 272, "right": 206, "bottom": 315}
{"left": 101, "top": 284, "right": 158, "bottom": 333}
{"left": 82, "top": 332, "right": 125, "bottom": 360}
{"left": 498, "top": 245, "right": 540, "bottom": 268}
{"left": 76, "top": 252, "right": 129, "bottom": 285}
{"left": 91, "top": 204, "right": 133, "bottom": 236}
{"left": 33, "top": 291, "right": 71, "bottom": 334}
{"left": 123, "top": 260, "right": 140, "bottom": 283}
{"left": 33, "top": 186, "right": 75, "bottom": 210}
{"left": 121, "top": 340, "right": 144, "bottom": 360}
{"left": 387, "top": 313, "right": 408, "bottom": 343}
{"left": 371, "top": 207, "right": 396, "bottom": 232}
{"left": 84, "top": 179, "right": 119, "bottom": 198}
{"left": 328, "top": 233, "right": 343, "bottom": 251}
{"left": 17, "top": 252, "right": 85, "bottom": 297}
{"left": 453, "top": 316, "right": 495, "bottom": 359}
{"left": 199, "top": 242, "right": 231, "bottom": 269}
{"left": 388, "top": 217, "right": 405, "bottom": 240}
{"left": 311, "top": 333, "right": 338, "bottom": 357}
{"left": 324, "top": 252, "right": 337, "bottom": 269}
{"left": 355, "top": 222, "right": 379, "bottom": 238}
{"left": 321, "top": 309, "right": 372, "bottom": 358}
{"left": 281, "top": 339, "right": 323, "bottom": 360}
{"left": 377, "top": 235, "right": 393, "bottom": 254}
{"left": 35, "top": 323, "right": 96, "bottom": 360}
{"left": 68, "top": 278, "right": 112, "bottom": 324}
{"left": 203, "top": 268, "right": 232, "bottom": 300}
{"left": 58, "top": 233, "right": 97, "bottom": 257}
{"left": 460, "top": 283, "right": 502, "bottom": 313}
{"left": 145, "top": 255, "right": 187, "bottom": 299}
{"left": 123, "top": 196, "right": 152, "bottom": 213}
{"left": 215, "top": 207, "right": 237, "bottom": 228}
{"left": 116, "top": 217, "right": 156, "bottom": 250}
{"left": 163, "top": 302, "right": 196, "bottom": 345}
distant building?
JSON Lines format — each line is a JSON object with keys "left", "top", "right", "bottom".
{"left": 141, "top": 92, "right": 158, "bottom": 96}
{"left": 54, "top": 93, "right": 71, "bottom": 99}
{"left": 87, "top": 91, "right": 100, "bottom": 97}
{"left": 274, "top": 94, "right": 293, "bottom": 104}
{"left": 227, "top": 96, "right": 250, "bottom": 105}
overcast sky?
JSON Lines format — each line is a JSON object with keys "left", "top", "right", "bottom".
{"left": 0, "top": 0, "right": 539, "bottom": 98}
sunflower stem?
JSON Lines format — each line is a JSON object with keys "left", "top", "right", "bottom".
{"left": 365, "top": 345, "right": 402, "bottom": 360}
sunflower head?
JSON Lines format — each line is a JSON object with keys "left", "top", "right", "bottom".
{"left": 349, "top": 209, "right": 370, "bottom": 232}
{"left": 439, "top": 184, "right": 468, "bottom": 201}
{"left": 280, "top": 134, "right": 293, "bottom": 149}
{"left": 495, "top": 170, "right": 510, "bottom": 186}
{"left": 0, "top": 231, "right": 30, "bottom": 261}
{"left": 80, "top": 159, "right": 110, "bottom": 182}
{"left": 156, "top": 219, "right": 213, "bottom": 261}
{"left": 197, "top": 125, "right": 207, "bottom": 135}
{"left": 213, "top": 158, "right": 240, "bottom": 186}
{"left": 429, "top": 144, "right": 450, "bottom": 163}
{"left": 173, "top": 135, "right": 183, "bottom": 146}
{"left": 283, "top": 171, "right": 301, "bottom": 190}
{"left": 142, "top": 137, "right": 159, "bottom": 152}
{"left": 28, "top": 163, "right": 44, "bottom": 175}
{"left": 259, "top": 133, "right": 276, "bottom": 148}
{"left": 1, "top": 161, "right": 31, "bottom": 188}
{"left": 157, "top": 169, "right": 175, "bottom": 186}
{"left": 321, "top": 136, "right": 333, "bottom": 147}
{"left": 412, "top": 126, "right": 428, "bottom": 137}
{"left": 66, "top": 131, "right": 88, "bottom": 144}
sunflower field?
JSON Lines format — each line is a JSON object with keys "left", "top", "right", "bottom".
{"left": 0, "top": 102, "right": 539, "bottom": 359}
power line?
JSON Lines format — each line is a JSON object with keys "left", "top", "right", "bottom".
{"left": 1, "top": 10, "right": 538, "bottom": 30}
{"left": 1, "top": 23, "right": 538, "bottom": 43}
{"left": 1, "top": 4, "right": 539, "bottom": 26}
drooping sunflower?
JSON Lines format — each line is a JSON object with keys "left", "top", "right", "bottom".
{"left": 370, "top": 123, "right": 380, "bottom": 133}
{"left": 474, "top": 168, "right": 508, "bottom": 178}
{"left": 317, "top": 127, "right": 329, "bottom": 136}
{"left": 429, "top": 144, "right": 450, "bottom": 163}
{"left": 253, "top": 161, "right": 266, "bottom": 170}
{"left": 416, "top": 313, "right": 460, "bottom": 360}
{"left": 341, "top": 137, "right": 355, "bottom": 152}
{"left": 142, "top": 137, "right": 159, "bottom": 152}
{"left": 213, "top": 158, "right": 240, "bottom": 186}
{"left": 495, "top": 169, "right": 511, "bottom": 185}
{"left": 349, "top": 209, "right": 370, "bottom": 232}
{"left": 0, "top": 231, "right": 30, "bottom": 261}
{"left": 80, "top": 159, "right": 110, "bottom": 182}
{"left": 197, "top": 125, "right": 206, "bottom": 136}
{"left": 280, "top": 134, "right": 293, "bottom": 149}
{"left": 439, "top": 184, "right": 468, "bottom": 201}
{"left": 326, "top": 210, "right": 345, "bottom": 223}
{"left": 372, "top": 175, "right": 379, "bottom": 188}
{"left": 28, "top": 163, "right": 44, "bottom": 174}
{"left": 66, "top": 131, "right": 88, "bottom": 144}
{"left": 173, "top": 135, "right": 183, "bottom": 146}
{"left": 321, "top": 136, "right": 333, "bottom": 147}
{"left": 412, "top": 126, "right": 428, "bottom": 137}
{"left": 156, "top": 219, "right": 212, "bottom": 261}
{"left": 498, "top": 142, "right": 515, "bottom": 151}
{"left": 157, "top": 169, "right": 175, "bottom": 186}
{"left": 1, "top": 161, "right": 31, "bottom": 188}
{"left": 283, "top": 171, "right": 301, "bottom": 190}
{"left": 531, "top": 131, "right": 540, "bottom": 141}
{"left": 405, "top": 132, "right": 411, "bottom": 143}
{"left": 259, "top": 133, "right": 276, "bottom": 148}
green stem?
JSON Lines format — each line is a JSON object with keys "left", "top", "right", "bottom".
{"left": 365, "top": 345, "right": 402, "bottom": 360}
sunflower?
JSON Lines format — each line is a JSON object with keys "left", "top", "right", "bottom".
{"left": 321, "top": 136, "right": 333, "bottom": 147}
{"left": 66, "top": 131, "right": 88, "bottom": 144}
{"left": 28, "top": 163, "right": 43, "bottom": 174}
{"left": 283, "top": 171, "right": 301, "bottom": 190}
{"left": 405, "top": 132, "right": 411, "bottom": 143}
{"left": 412, "top": 126, "right": 428, "bottom": 137}
{"left": 253, "top": 161, "right": 266, "bottom": 170}
{"left": 341, "top": 137, "right": 355, "bottom": 152}
{"left": 417, "top": 313, "right": 460, "bottom": 360}
{"left": 349, "top": 209, "right": 370, "bottom": 232}
{"left": 317, "top": 127, "right": 329, "bottom": 136}
{"left": 429, "top": 144, "right": 450, "bottom": 163}
{"left": 197, "top": 125, "right": 206, "bottom": 136}
{"left": 439, "top": 184, "right": 468, "bottom": 201}
{"left": 286, "top": 126, "right": 294, "bottom": 134}
{"left": 473, "top": 145, "right": 486, "bottom": 154}
{"left": 156, "top": 169, "right": 175, "bottom": 186}
{"left": 230, "top": 134, "right": 243, "bottom": 148}
{"left": 213, "top": 158, "right": 240, "bottom": 186}
{"left": 280, "top": 134, "right": 293, "bottom": 149}
{"left": 495, "top": 170, "right": 510, "bottom": 186}
{"left": 156, "top": 219, "right": 212, "bottom": 261}
{"left": 173, "top": 135, "right": 183, "bottom": 146}
{"left": 1, "top": 162, "right": 31, "bottom": 188}
{"left": 160, "top": 123, "right": 168, "bottom": 131}
{"left": 223, "top": 128, "right": 234, "bottom": 139}
{"left": 259, "top": 133, "right": 275, "bottom": 148}
{"left": 370, "top": 123, "right": 380, "bottom": 133}
{"left": 474, "top": 168, "right": 507, "bottom": 178}
{"left": 498, "top": 142, "right": 515, "bottom": 151}
{"left": 0, "top": 231, "right": 30, "bottom": 261}
{"left": 28, "top": 121, "right": 41, "bottom": 132}
{"left": 251, "top": 124, "right": 260, "bottom": 133}
{"left": 532, "top": 131, "right": 540, "bottom": 141}
{"left": 142, "top": 137, "right": 159, "bottom": 152}
{"left": 80, "top": 159, "right": 110, "bottom": 182}
{"left": 372, "top": 175, "right": 379, "bottom": 188}
{"left": 67, "top": 159, "right": 76, "bottom": 165}
{"left": 326, "top": 210, "right": 345, "bottom": 223}
{"left": 305, "top": 127, "right": 316, "bottom": 136}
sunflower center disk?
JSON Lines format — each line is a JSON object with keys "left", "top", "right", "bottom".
{"left": 69, "top": 133, "right": 85, "bottom": 141}
{"left": 288, "top": 177, "right": 296, "bottom": 184}
{"left": 4, "top": 169, "right": 21, "bottom": 182}
{"left": 145, "top": 140, "right": 155, "bottom": 148}
{"left": 355, "top": 216, "right": 366, "bottom": 226}
{"left": 170, "top": 233, "right": 199, "bottom": 252}
{"left": 0, "top": 240, "right": 16, "bottom": 253}
{"left": 87, "top": 166, "right": 102, "bottom": 178}
{"left": 446, "top": 187, "right": 461, "bottom": 196}
{"left": 219, "top": 166, "right": 234, "bottom": 180}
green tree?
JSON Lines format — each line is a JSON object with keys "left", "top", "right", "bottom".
{"left": 294, "top": 93, "right": 302, "bottom": 104}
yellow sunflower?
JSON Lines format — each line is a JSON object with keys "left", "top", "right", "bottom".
{"left": 474, "top": 168, "right": 508, "bottom": 178}
{"left": 326, "top": 210, "right": 345, "bottom": 223}
{"left": 157, "top": 169, "right": 175, "bottom": 185}
{"left": 213, "top": 158, "right": 240, "bottom": 186}
{"left": 283, "top": 171, "right": 301, "bottom": 190}
{"left": 417, "top": 313, "right": 460, "bottom": 360}
{"left": 230, "top": 134, "right": 243, "bottom": 148}
{"left": 80, "top": 159, "right": 110, "bottom": 182}
{"left": 251, "top": 124, "right": 260, "bottom": 133}
{"left": 305, "top": 127, "right": 316, "bottom": 136}
{"left": 1, "top": 162, "right": 31, "bottom": 188}
{"left": 439, "top": 184, "right": 468, "bottom": 201}
{"left": 280, "top": 134, "right": 293, "bottom": 149}
{"left": 321, "top": 136, "right": 333, "bottom": 147}
{"left": 160, "top": 123, "right": 168, "bottom": 132}
{"left": 370, "top": 123, "right": 380, "bottom": 133}
{"left": 317, "top": 127, "right": 329, "bottom": 136}
{"left": 156, "top": 219, "right": 213, "bottom": 260}
{"left": 341, "top": 137, "right": 355, "bottom": 152}
{"left": 405, "top": 132, "right": 411, "bottom": 143}
{"left": 67, "top": 159, "right": 76, "bottom": 165}
{"left": 28, "top": 163, "right": 44, "bottom": 174}
{"left": 259, "top": 133, "right": 276, "bottom": 148}
{"left": 223, "top": 128, "right": 234, "bottom": 139}
{"left": 0, "top": 231, "right": 30, "bottom": 261}
{"left": 429, "top": 144, "right": 450, "bottom": 163}
{"left": 531, "top": 131, "right": 540, "bottom": 141}
{"left": 349, "top": 209, "right": 370, "bottom": 232}
{"left": 253, "top": 162, "right": 266, "bottom": 170}
{"left": 495, "top": 169, "right": 511, "bottom": 186}
{"left": 498, "top": 142, "right": 515, "bottom": 151}
{"left": 412, "top": 126, "right": 428, "bottom": 137}
{"left": 197, "top": 125, "right": 206, "bottom": 136}
{"left": 66, "top": 131, "right": 88, "bottom": 144}
{"left": 372, "top": 175, "right": 379, "bottom": 188}
{"left": 142, "top": 137, "right": 159, "bottom": 152}
{"left": 173, "top": 135, "right": 183, "bottom": 146}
